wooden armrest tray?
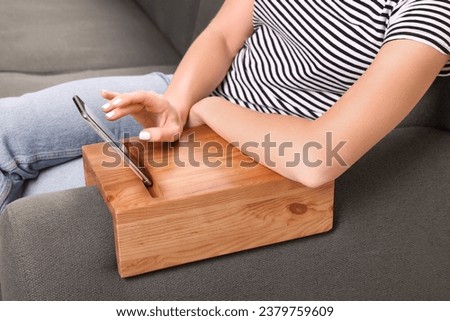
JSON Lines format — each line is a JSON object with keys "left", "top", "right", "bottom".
{"left": 82, "top": 125, "right": 334, "bottom": 278}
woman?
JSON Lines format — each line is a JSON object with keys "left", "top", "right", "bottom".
{"left": 1, "top": 0, "right": 449, "bottom": 213}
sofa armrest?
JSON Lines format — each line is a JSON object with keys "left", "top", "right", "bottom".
{"left": 1, "top": 128, "right": 450, "bottom": 300}
{"left": 0, "top": 187, "right": 116, "bottom": 300}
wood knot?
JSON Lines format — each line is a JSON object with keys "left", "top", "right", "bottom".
{"left": 289, "top": 203, "right": 308, "bottom": 215}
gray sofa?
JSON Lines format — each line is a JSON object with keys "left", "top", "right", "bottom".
{"left": 1, "top": 0, "right": 449, "bottom": 301}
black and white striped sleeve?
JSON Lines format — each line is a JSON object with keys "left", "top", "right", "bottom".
{"left": 384, "top": 0, "right": 450, "bottom": 75}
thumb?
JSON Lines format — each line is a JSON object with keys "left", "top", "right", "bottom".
{"left": 139, "top": 127, "right": 181, "bottom": 142}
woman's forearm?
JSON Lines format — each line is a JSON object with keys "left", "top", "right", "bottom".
{"left": 191, "top": 41, "right": 449, "bottom": 188}
{"left": 191, "top": 97, "right": 336, "bottom": 188}
{"left": 164, "top": 0, "right": 254, "bottom": 125}
{"left": 164, "top": 28, "right": 236, "bottom": 124}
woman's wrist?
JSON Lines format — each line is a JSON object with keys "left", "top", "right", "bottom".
{"left": 186, "top": 99, "right": 207, "bottom": 128}
{"left": 163, "top": 95, "right": 190, "bottom": 127}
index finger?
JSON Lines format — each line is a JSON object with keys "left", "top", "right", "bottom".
{"left": 101, "top": 89, "right": 120, "bottom": 100}
{"left": 112, "top": 91, "right": 166, "bottom": 112}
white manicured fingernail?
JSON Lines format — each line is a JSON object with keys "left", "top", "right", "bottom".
{"left": 139, "top": 131, "right": 151, "bottom": 141}
{"left": 101, "top": 103, "right": 110, "bottom": 110}
{"left": 112, "top": 98, "right": 122, "bottom": 106}
{"left": 105, "top": 111, "right": 116, "bottom": 119}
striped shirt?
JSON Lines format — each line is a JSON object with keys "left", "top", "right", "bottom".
{"left": 212, "top": 0, "right": 450, "bottom": 120}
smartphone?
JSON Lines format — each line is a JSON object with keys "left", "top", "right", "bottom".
{"left": 73, "top": 95, "right": 153, "bottom": 187}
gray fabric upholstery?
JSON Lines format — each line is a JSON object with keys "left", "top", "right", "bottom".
{"left": 135, "top": 0, "right": 202, "bottom": 55}
{"left": 0, "top": 0, "right": 180, "bottom": 74}
{"left": 192, "top": 0, "right": 224, "bottom": 40}
{"left": 0, "top": 0, "right": 182, "bottom": 99}
{"left": 0, "top": 66, "right": 176, "bottom": 98}
{"left": 1, "top": 0, "right": 449, "bottom": 301}
{"left": 1, "top": 127, "right": 449, "bottom": 300}
{"left": 399, "top": 77, "right": 450, "bottom": 131}
{"left": 135, "top": 0, "right": 223, "bottom": 54}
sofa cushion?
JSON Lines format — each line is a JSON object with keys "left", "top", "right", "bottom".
{"left": 135, "top": 0, "right": 202, "bottom": 55}
{"left": 0, "top": 0, "right": 180, "bottom": 74}
{"left": 1, "top": 126, "right": 449, "bottom": 300}
{"left": 192, "top": 0, "right": 224, "bottom": 41}
{"left": 135, "top": 0, "right": 223, "bottom": 54}
{"left": 0, "top": 66, "right": 176, "bottom": 98}
{"left": 399, "top": 77, "right": 450, "bottom": 131}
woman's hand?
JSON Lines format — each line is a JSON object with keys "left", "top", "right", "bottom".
{"left": 101, "top": 90, "right": 185, "bottom": 142}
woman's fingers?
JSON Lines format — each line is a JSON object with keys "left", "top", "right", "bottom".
{"left": 139, "top": 126, "right": 181, "bottom": 142}
{"left": 106, "top": 91, "right": 166, "bottom": 112}
{"left": 109, "top": 91, "right": 149, "bottom": 107}
{"left": 101, "top": 90, "right": 154, "bottom": 110}
{"left": 101, "top": 89, "right": 120, "bottom": 100}
{"left": 100, "top": 90, "right": 183, "bottom": 142}
{"left": 102, "top": 91, "right": 170, "bottom": 121}
{"left": 101, "top": 91, "right": 152, "bottom": 116}
{"left": 104, "top": 104, "right": 144, "bottom": 121}
{"left": 100, "top": 90, "right": 121, "bottom": 112}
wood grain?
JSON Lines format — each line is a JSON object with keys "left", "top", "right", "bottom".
{"left": 82, "top": 125, "right": 334, "bottom": 278}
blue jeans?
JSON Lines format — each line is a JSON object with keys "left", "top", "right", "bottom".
{"left": 0, "top": 72, "right": 172, "bottom": 214}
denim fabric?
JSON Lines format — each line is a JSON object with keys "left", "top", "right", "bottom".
{"left": 0, "top": 72, "right": 171, "bottom": 213}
